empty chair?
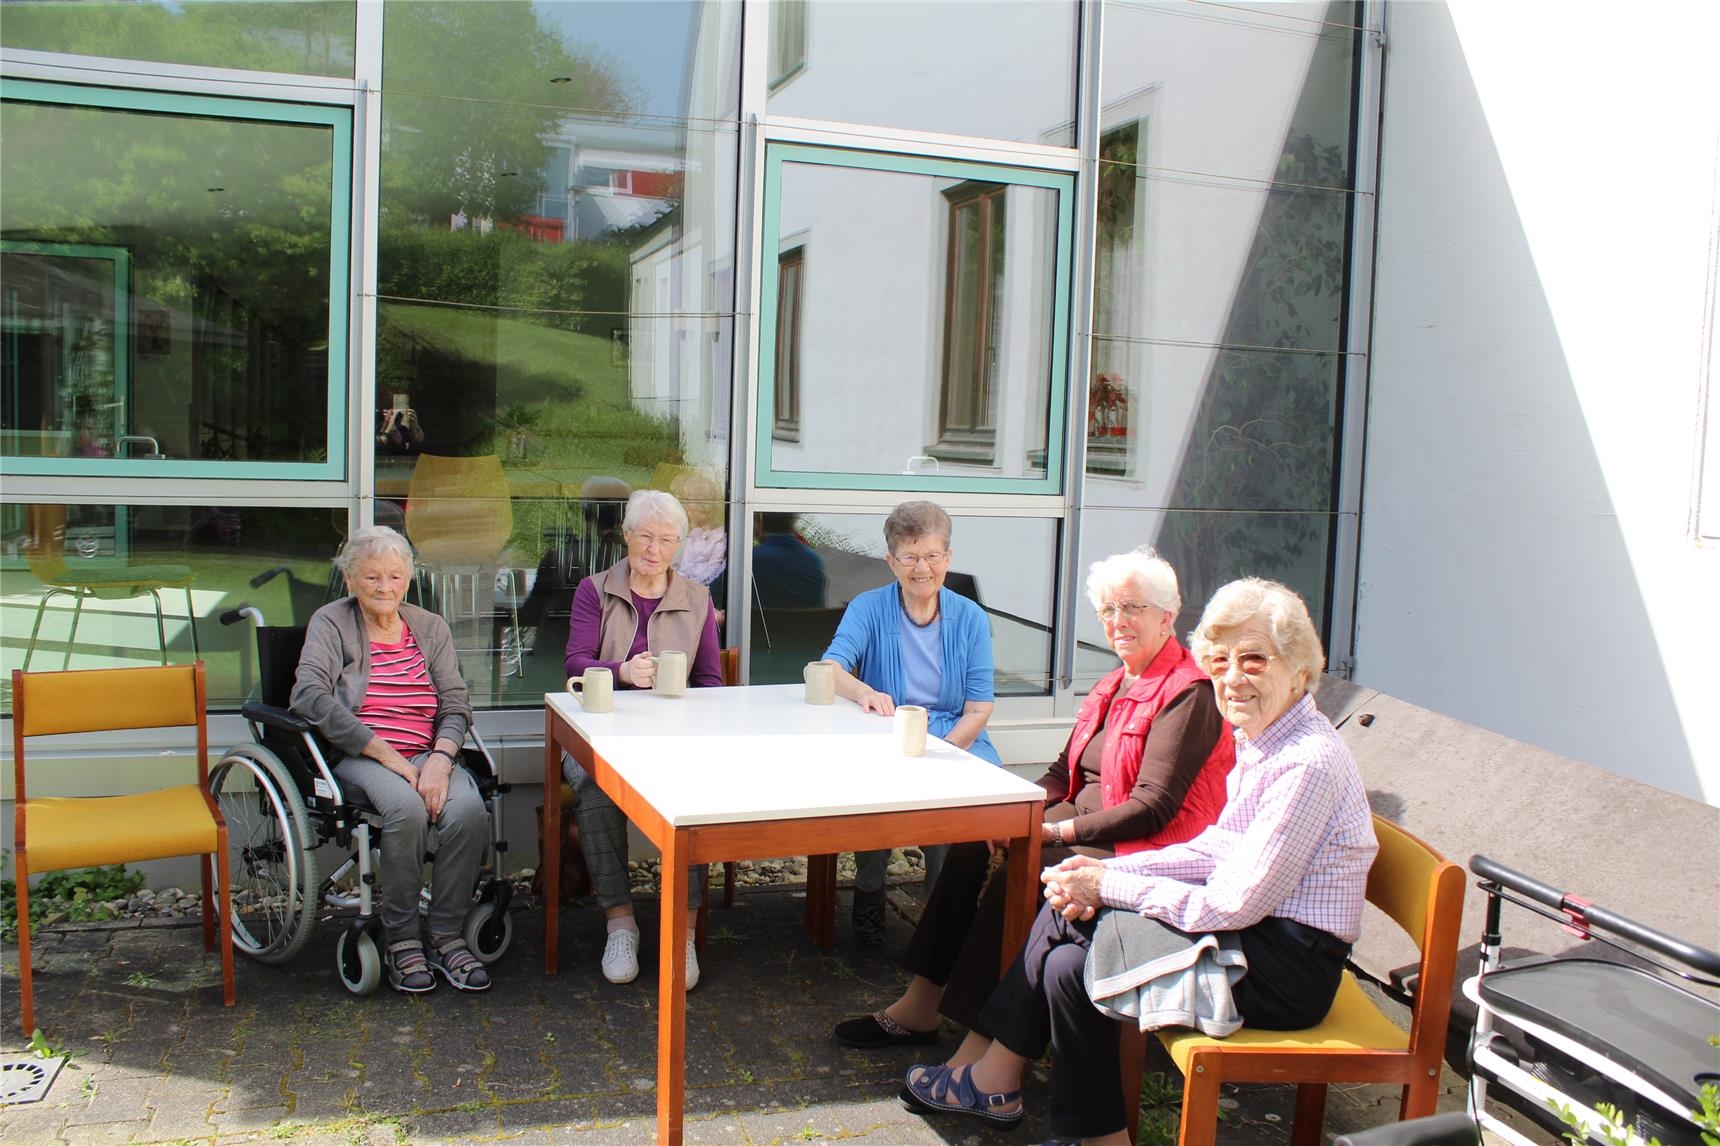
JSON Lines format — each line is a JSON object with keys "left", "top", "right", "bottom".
{"left": 10, "top": 662, "right": 234, "bottom": 1036}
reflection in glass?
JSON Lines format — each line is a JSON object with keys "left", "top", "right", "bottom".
{"left": 765, "top": 159, "right": 1063, "bottom": 483}
{"left": 765, "top": 0, "right": 1076, "bottom": 146}
{"left": 1074, "top": 507, "right": 1332, "bottom": 691}
{"left": 1, "top": 95, "right": 340, "bottom": 467}
{"left": 0, "top": 503, "right": 344, "bottom": 711}
{"left": 748, "top": 511, "right": 1054, "bottom": 696}
{"left": 0, "top": 0, "right": 356, "bottom": 78}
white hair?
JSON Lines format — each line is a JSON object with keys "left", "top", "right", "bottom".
{"left": 1189, "top": 577, "right": 1325, "bottom": 680}
{"left": 1084, "top": 546, "right": 1181, "bottom": 615}
{"left": 623, "top": 489, "right": 689, "bottom": 539}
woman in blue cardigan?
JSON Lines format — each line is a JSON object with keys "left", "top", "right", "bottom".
{"left": 823, "top": 500, "right": 998, "bottom": 945}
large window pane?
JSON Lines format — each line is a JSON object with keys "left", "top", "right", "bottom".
{"left": 0, "top": 0, "right": 356, "bottom": 78}
{"left": 766, "top": 0, "right": 1077, "bottom": 147}
{"left": 748, "top": 511, "right": 1056, "bottom": 697}
{"left": 759, "top": 149, "right": 1071, "bottom": 493}
{"left": 1075, "top": 507, "right": 1333, "bottom": 690}
{"left": 0, "top": 84, "right": 349, "bottom": 478}
{"left": 0, "top": 503, "right": 344, "bottom": 711}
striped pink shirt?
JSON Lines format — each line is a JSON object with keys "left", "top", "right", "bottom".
{"left": 356, "top": 624, "right": 438, "bottom": 757}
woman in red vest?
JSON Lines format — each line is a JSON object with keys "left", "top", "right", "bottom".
{"left": 834, "top": 547, "right": 1234, "bottom": 1048}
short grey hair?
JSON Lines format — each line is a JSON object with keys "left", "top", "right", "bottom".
{"left": 1189, "top": 578, "right": 1325, "bottom": 681}
{"left": 623, "top": 489, "right": 689, "bottom": 540}
{"left": 335, "top": 525, "right": 415, "bottom": 577}
{"left": 882, "top": 500, "right": 952, "bottom": 554}
{"left": 1085, "top": 547, "right": 1180, "bottom": 615}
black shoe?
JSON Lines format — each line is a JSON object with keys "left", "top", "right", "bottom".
{"left": 851, "top": 887, "right": 887, "bottom": 947}
{"left": 834, "top": 1010, "right": 940, "bottom": 1048}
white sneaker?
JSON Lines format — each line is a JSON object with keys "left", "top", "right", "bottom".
{"left": 601, "top": 928, "right": 640, "bottom": 984}
{"left": 685, "top": 938, "right": 701, "bottom": 991}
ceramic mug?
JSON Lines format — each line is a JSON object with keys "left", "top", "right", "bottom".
{"left": 652, "top": 650, "right": 688, "bottom": 697}
{"left": 569, "top": 667, "right": 614, "bottom": 713}
{"left": 894, "top": 704, "right": 928, "bottom": 756}
{"left": 803, "top": 660, "right": 836, "bottom": 705}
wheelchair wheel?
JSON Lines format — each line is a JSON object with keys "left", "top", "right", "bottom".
{"left": 335, "top": 928, "right": 382, "bottom": 995}
{"left": 464, "top": 900, "right": 513, "bottom": 964}
{"left": 209, "top": 743, "right": 318, "bottom": 965}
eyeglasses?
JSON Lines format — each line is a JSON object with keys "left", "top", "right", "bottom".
{"left": 632, "top": 532, "right": 681, "bottom": 550}
{"left": 1096, "top": 601, "right": 1158, "bottom": 622}
{"left": 1205, "top": 651, "right": 1277, "bottom": 677}
{"left": 892, "top": 550, "right": 950, "bottom": 569}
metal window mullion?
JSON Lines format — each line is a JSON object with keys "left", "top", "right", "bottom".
{"left": 351, "top": 0, "right": 385, "bottom": 533}
{"left": 1326, "top": 0, "right": 1385, "bottom": 677}
{"left": 1056, "top": 0, "right": 1104, "bottom": 696}
{"left": 733, "top": 0, "right": 773, "bottom": 674}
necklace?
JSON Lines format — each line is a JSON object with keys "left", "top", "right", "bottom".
{"left": 898, "top": 585, "right": 939, "bottom": 629}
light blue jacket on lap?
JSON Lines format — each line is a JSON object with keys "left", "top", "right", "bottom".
{"left": 822, "top": 584, "right": 1000, "bottom": 766}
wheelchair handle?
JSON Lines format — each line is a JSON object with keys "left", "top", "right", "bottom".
{"left": 220, "top": 605, "right": 265, "bottom": 628}
{"left": 1471, "top": 854, "right": 1720, "bottom": 976}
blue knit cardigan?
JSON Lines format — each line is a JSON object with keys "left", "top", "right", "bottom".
{"left": 822, "top": 584, "right": 1000, "bottom": 765}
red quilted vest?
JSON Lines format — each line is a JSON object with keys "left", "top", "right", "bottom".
{"left": 1063, "top": 637, "right": 1234, "bottom": 856}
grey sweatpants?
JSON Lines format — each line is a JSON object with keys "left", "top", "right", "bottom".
{"left": 333, "top": 753, "right": 486, "bottom": 945}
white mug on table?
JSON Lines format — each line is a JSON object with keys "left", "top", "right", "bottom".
{"left": 893, "top": 704, "right": 928, "bottom": 755}
{"left": 569, "top": 667, "right": 614, "bottom": 713}
{"left": 803, "top": 660, "right": 836, "bottom": 705}
{"left": 652, "top": 649, "right": 688, "bottom": 697}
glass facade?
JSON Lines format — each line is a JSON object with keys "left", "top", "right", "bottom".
{"left": 1, "top": 0, "right": 1368, "bottom": 728}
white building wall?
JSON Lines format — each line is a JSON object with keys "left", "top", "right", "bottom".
{"left": 1360, "top": 1, "right": 1720, "bottom": 802}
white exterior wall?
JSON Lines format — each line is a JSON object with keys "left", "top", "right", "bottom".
{"left": 1360, "top": 1, "right": 1720, "bottom": 801}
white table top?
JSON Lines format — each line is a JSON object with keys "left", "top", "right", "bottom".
{"left": 547, "top": 684, "right": 1044, "bottom": 828}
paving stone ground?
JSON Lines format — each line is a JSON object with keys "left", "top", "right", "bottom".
{"left": 1, "top": 882, "right": 1519, "bottom": 1145}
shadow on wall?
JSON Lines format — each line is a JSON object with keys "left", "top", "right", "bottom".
{"left": 1355, "top": 2, "right": 1697, "bottom": 797}
{"left": 1147, "top": 0, "right": 1355, "bottom": 639}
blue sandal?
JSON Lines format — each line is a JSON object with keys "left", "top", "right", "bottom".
{"left": 899, "top": 1062, "right": 1024, "bottom": 1128}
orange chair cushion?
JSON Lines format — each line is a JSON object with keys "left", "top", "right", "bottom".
{"left": 1157, "top": 972, "right": 1409, "bottom": 1069}
{"left": 23, "top": 787, "right": 217, "bottom": 872}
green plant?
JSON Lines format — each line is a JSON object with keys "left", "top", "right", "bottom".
{"left": 28, "top": 1028, "right": 83, "bottom": 1067}
{"left": 125, "top": 971, "right": 158, "bottom": 988}
{"left": 1551, "top": 1084, "right": 1720, "bottom": 1146}
{"left": 1135, "top": 1069, "right": 1183, "bottom": 1146}
{"left": 2, "top": 865, "right": 144, "bottom": 942}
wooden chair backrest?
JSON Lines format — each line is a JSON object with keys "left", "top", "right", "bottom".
{"left": 405, "top": 453, "right": 513, "bottom": 561}
{"left": 11, "top": 663, "right": 210, "bottom": 802}
{"left": 719, "top": 646, "right": 741, "bottom": 687}
{"left": 1366, "top": 814, "right": 1466, "bottom": 1048}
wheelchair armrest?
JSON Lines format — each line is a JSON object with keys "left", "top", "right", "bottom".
{"left": 242, "top": 701, "right": 314, "bottom": 736}
{"left": 1334, "top": 1113, "right": 1479, "bottom": 1146}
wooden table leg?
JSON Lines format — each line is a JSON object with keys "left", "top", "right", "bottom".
{"left": 803, "top": 853, "right": 837, "bottom": 947}
{"left": 657, "top": 831, "right": 690, "bottom": 1145}
{"left": 542, "top": 707, "right": 561, "bottom": 975}
{"left": 1000, "top": 808, "right": 1044, "bottom": 964}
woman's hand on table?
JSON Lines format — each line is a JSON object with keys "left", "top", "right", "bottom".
{"left": 855, "top": 687, "right": 895, "bottom": 716}
{"left": 619, "top": 651, "right": 656, "bottom": 688}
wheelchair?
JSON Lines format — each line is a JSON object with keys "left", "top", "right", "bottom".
{"left": 208, "top": 608, "right": 513, "bottom": 994}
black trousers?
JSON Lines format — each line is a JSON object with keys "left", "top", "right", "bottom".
{"left": 902, "top": 808, "right": 1107, "bottom": 1032}
{"left": 976, "top": 903, "right": 1349, "bottom": 1140}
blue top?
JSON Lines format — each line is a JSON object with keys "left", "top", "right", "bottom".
{"left": 897, "top": 615, "right": 943, "bottom": 708}
{"left": 822, "top": 584, "right": 1000, "bottom": 765}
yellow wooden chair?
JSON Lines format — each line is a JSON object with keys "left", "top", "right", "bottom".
{"left": 10, "top": 663, "right": 234, "bottom": 1036}
{"left": 1124, "top": 815, "right": 1465, "bottom": 1146}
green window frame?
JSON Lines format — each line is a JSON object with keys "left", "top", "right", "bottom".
{"left": 756, "top": 143, "right": 1074, "bottom": 496}
{"left": 0, "top": 78, "right": 352, "bottom": 482}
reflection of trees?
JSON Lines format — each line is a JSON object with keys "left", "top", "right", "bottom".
{"left": 380, "top": 1, "right": 639, "bottom": 226}
{"left": 1, "top": 100, "right": 335, "bottom": 462}
{"left": 1156, "top": 133, "right": 1348, "bottom": 621}
{"left": 0, "top": 1, "right": 355, "bottom": 76}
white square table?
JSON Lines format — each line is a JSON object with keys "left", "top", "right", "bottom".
{"left": 540, "top": 683, "right": 1046, "bottom": 1145}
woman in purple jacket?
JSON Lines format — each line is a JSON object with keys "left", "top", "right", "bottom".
{"left": 561, "top": 489, "right": 722, "bottom": 989}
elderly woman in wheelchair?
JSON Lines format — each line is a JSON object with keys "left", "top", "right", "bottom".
{"left": 287, "top": 525, "right": 496, "bottom": 994}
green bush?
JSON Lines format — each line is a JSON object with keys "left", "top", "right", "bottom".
{"left": 1, "top": 865, "right": 146, "bottom": 943}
